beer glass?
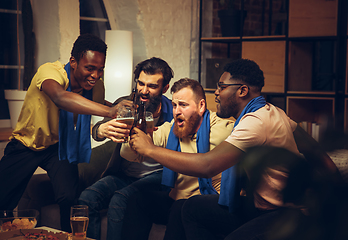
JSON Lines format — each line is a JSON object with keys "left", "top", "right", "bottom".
{"left": 145, "top": 111, "right": 154, "bottom": 135}
{"left": 70, "top": 205, "right": 89, "bottom": 240}
{"left": 116, "top": 107, "right": 135, "bottom": 142}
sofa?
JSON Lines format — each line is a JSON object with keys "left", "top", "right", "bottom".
{"left": 17, "top": 173, "right": 166, "bottom": 240}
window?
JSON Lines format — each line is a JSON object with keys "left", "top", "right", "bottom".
{"left": 79, "top": 0, "right": 111, "bottom": 41}
{"left": 0, "top": 0, "right": 111, "bottom": 121}
{"left": 0, "top": 0, "right": 24, "bottom": 119}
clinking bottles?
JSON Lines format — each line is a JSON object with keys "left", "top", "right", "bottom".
{"left": 130, "top": 87, "right": 139, "bottom": 130}
{"left": 135, "top": 101, "right": 147, "bottom": 133}
{"left": 133, "top": 101, "right": 147, "bottom": 163}
{"left": 130, "top": 88, "right": 136, "bottom": 103}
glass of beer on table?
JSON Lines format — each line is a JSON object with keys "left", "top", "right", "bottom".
{"left": 116, "top": 106, "right": 135, "bottom": 142}
{"left": 70, "top": 205, "right": 89, "bottom": 240}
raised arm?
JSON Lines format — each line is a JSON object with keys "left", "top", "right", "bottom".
{"left": 129, "top": 127, "right": 243, "bottom": 178}
{"left": 91, "top": 96, "right": 134, "bottom": 142}
{"left": 42, "top": 79, "right": 134, "bottom": 142}
{"left": 41, "top": 79, "right": 121, "bottom": 118}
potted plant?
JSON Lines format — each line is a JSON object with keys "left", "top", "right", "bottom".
{"left": 218, "top": 0, "right": 246, "bottom": 37}
{"left": 5, "top": 0, "right": 35, "bottom": 128}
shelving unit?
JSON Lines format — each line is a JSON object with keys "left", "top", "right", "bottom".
{"left": 200, "top": 0, "right": 348, "bottom": 135}
{"left": 241, "top": 40, "right": 286, "bottom": 93}
{"left": 286, "top": 97, "right": 335, "bottom": 123}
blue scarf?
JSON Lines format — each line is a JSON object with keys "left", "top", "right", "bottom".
{"left": 161, "top": 110, "right": 218, "bottom": 195}
{"left": 58, "top": 63, "right": 93, "bottom": 164}
{"left": 218, "top": 96, "right": 266, "bottom": 212}
{"left": 161, "top": 95, "right": 173, "bottom": 123}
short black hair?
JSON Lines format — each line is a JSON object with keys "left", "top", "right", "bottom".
{"left": 223, "top": 59, "right": 264, "bottom": 91}
{"left": 71, "top": 34, "right": 107, "bottom": 63}
{"left": 134, "top": 57, "right": 174, "bottom": 87}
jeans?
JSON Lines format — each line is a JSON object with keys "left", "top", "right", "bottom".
{"left": 78, "top": 170, "right": 162, "bottom": 240}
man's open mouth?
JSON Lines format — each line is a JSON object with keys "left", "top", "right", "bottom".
{"left": 140, "top": 95, "right": 149, "bottom": 102}
{"left": 176, "top": 117, "right": 185, "bottom": 127}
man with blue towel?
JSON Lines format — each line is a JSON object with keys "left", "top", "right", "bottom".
{"left": 120, "top": 78, "right": 234, "bottom": 239}
{"left": 0, "top": 34, "right": 123, "bottom": 232}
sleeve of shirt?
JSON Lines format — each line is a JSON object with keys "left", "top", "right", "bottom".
{"left": 209, "top": 111, "right": 235, "bottom": 150}
{"left": 35, "top": 61, "right": 68, "bottom": 90}
{"left": 224, "top": 113, "right": 267, "bottom": 152}
{"left": 289, "top": 118, "right": 298, "bottom": 132}
{"left": 152, "top": 121, "right": 172, "bottom": 148}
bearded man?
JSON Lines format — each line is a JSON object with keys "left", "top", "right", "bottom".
{"left": 120, "top": 78, "right": 234, "bottom": 240}
{"left": 78, "top": 57, "right": 174, "bottom": 240}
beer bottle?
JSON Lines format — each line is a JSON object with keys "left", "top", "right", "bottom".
{"left": 133, "top": 101, "right": 146, "bottom": 162}
{"left": 136, "top": 101, "right": 147, "bottom": 133}
{"left": 130, "top": 88, "right": 138, "bottom": 128}
{"left": 130, "top": 88, "right": 136, "bottom": 103}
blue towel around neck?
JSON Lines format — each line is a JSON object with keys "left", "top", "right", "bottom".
{"left": 161, "top": 110, "right": 218, "bottom": 195}
{"left": 218, "top": 96, "right": 267, "bottom": 212}
{"left": 58, "top": 63, "right": 93, "bottom": 164}
{"left": 161, "top": 95, "right": 173, "bottom": 123}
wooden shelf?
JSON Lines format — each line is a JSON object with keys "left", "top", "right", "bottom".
{"left": 287, "top": 91, "right": 335, "bottom": 95}
{"left": 286, "top": 97, "right": 335, "bottom": 124}
{"left": 288, "top": 0, "right": 338, "bottom": 37}
{"left": 288, "top": 42, "right": 313, "bottom": 91}
{"left": 242, "top": 41, "right": 286, "bottom": 93}
{"left": 201, "top": 37, "right": 240, "bottom": 42}
{"left": 288, "top": 41, "right": 335, "bottom": 92}
{"left": 242, "top": 35, "right": 286, "bottom": 41}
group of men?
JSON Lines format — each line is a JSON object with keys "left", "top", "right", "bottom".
{"left": 0, "top": 33, "right": 342, "bottom": 240}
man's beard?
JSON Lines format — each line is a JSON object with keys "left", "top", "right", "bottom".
{"left": 173, "top": 111, "right": 201, "bottom": 139}
{"left": 136, "top": 92, "right": 162, "bottom": 113}
{"left": 217, "top": 92, "right": 238, "bottom": 119}
{"left": 217, "top": 103, "right": 233, "bottom": 118}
